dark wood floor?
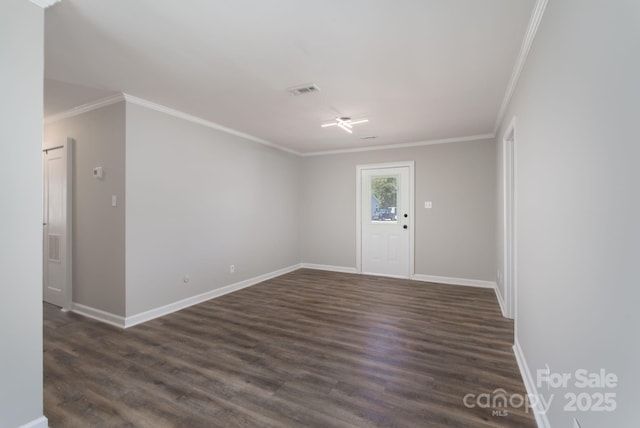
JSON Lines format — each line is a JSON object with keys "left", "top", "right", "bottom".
{"left": 44, "top": 269, "right": 536, "bottom": 427}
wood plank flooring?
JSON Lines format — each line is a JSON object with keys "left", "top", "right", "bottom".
{"left": 44, "top": 269, "right": 536, "bottom": 427}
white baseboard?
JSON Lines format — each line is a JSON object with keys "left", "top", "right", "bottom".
{"left": 123, "top": 264, "right": 301, "bottom": 328}
{"left": 300, "top": 263, "right": 358, "bottom": 274}
{"left": 299, "top": 267, "right": 496, "bottom": 289}
{"left": 71, "top": 303, "right": 126, "bottom": 329}
{"left": 70, "top": 267, "right": 498, "bottom": 329}
{"left": 19, "top": 416, "right": 48, "bottom": 428}
{"left": 70, "top": 264, "right": 302, "bottom": 329}
{"left": 494, "top": 283, "right": 508, "bottom": 317}
{"left": 513, "top": 338, "right": 551, "bottom": 428}
{"left": 412, "top": 274, "right": 497, "bottom": 289}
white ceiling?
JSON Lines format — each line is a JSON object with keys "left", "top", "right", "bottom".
{"left": 44, "top": 0, "right": 535, "bottom": 154}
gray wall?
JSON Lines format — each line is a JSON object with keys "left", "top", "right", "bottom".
{"left": 0, "top": 1, "right": 46, "bottom": 427}
{"left": 301, "top": 140, "right": 497, "bottom": 281}
{"left": 125, "top": 103, "right": 301, "bottom": 316}
{"left": 496, "top": 0, "right": 639, "bottom": 426}
{"left": 45, "top": 102, "right": 127, "bottom": 316}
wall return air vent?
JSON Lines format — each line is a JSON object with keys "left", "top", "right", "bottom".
{"left": 287, "top": 84, "right": 320, "bottom": 96}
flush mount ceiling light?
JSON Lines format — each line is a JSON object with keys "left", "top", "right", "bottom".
{"left": 321, "top": 117, "right": 369, "bottom": 134}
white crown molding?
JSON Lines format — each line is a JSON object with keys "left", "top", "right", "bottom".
{"left": 122, "top": 94, "right": 301, "bottom": 156}
{"left": 302, "top": 133, "right": 496, "bottom": 157}
{"left": 29, "top": 0, "right": 60, "bottom": 8}
{"left": 44, "top": 93, "right": 125, "bottom": 124}
{"left": 44, "top": 92, "right": 301, "bottom": 156}
{"left": 44, "top": 93, "right": 495, "bottom": 158}
{"left": 493, "top": 0, "right": 549, "bottom": 134}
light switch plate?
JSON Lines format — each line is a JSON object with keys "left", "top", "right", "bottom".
{"left": 111, "top": 195, "right": 117, "bottom": 207}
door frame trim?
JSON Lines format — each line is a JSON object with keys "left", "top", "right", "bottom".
{"left": 356, "top": 161, "right": 415, "bottom": 278}
{"left": 43, "top": 137, "right": 73, "bottom": 311}
{"left": 502, "top": 118, "right": 517, "bottom": 320}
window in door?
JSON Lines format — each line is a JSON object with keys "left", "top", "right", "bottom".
{"left": 370, "top": 175, "right": 399, "bottom": 223}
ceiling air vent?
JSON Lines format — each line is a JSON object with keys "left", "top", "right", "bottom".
{"left": 287, "top": 84, "right": 320, "bottom": 96}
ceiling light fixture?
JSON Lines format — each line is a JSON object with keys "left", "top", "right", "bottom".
{"left": 322, "top": 117, "right": 369, "bottom": 134}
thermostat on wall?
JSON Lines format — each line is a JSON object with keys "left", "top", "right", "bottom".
{"left": 93, "top": 166, "right": 103, "bottom": 179}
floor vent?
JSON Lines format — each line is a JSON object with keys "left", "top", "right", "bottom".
{"left": 48, "top": 234, "right": 61, "bottom": 262}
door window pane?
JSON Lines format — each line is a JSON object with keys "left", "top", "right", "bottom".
{"left": 371, "top": 176, "right": 398, "bottom": 222}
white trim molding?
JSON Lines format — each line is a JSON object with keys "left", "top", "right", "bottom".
{"left": 29, "top": 0, "right": 60, "bottom": 8}
{"left": 412, "top": 274, "right": 496, "bottom": 289}
{"left": 43, "top": 93, "right": 498, "bottom": 158}
{"left": 19, "top": 416, "right": 49, "bottom": 428}
{"left": 124, "top": 264, "right": 301, "bottom": 328}
{"left": 494, "top": 283, "right": 508, "bottom": 318}
{"left": 493, "top": 0, "right": 549, "bottom": 134}
{"left": 122, "top": 94, "right": 300, "bottom": 156}
{"left": 502, "top": 116, "right": 518, "bottom": 320}
{"left": 70, "top": 264, "right": 302, "bottom": 329}
{"left": 300, "top": 265, "right": 498, "bottom": 290}
{"left": 304, "top": 133, "right": 495, "bottom": 157}
{"left": 44, "top": 93, "right": 301, "bottom": 156}
{"left": 71, "top": 266, "right": 503, "bottom": 329}
{"left": 71, "top": 303, "right": 127, "bottom": 329}
{"left": 44, "top": 94, "right": 124, "bottom": 124}
{"left": 513, "top": 339, "right": 551, "bottom": 428}
{"left": 300, "top": 263, "right": 358, "bottom": 274}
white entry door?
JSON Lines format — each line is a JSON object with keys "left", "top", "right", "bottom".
{"left": 43, "top": 140, "right": 73, "bottom": 310}
{"left": 358, "top": 163, "right": 413, "bottom": 278}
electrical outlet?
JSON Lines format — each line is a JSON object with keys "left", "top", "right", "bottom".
{"left": 183, "top": 275, "right": 190, "bottom": 284}
{"left": 230, "top": 264, "right": 235, "bottom": 274}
